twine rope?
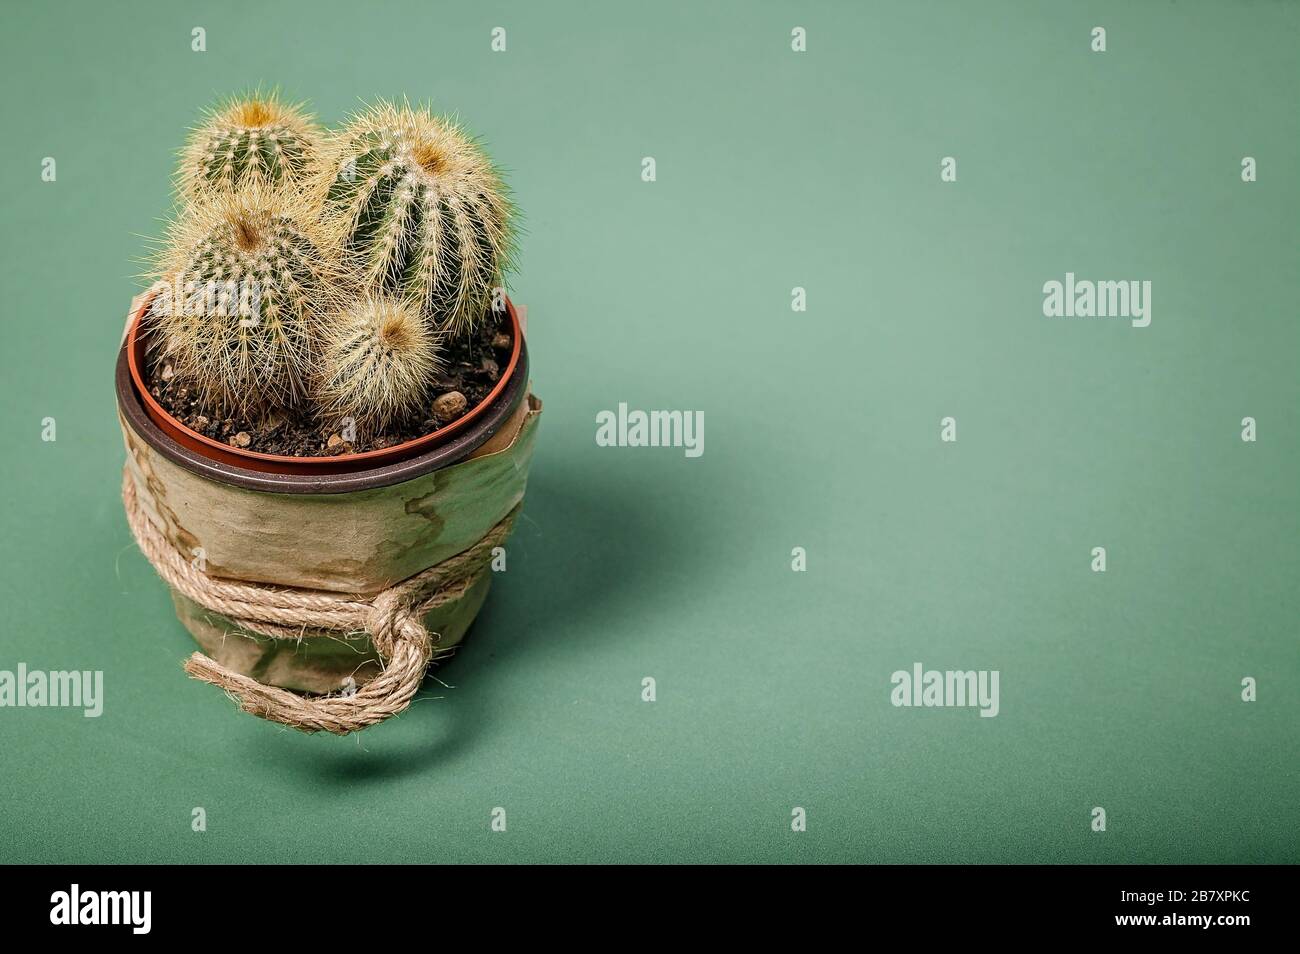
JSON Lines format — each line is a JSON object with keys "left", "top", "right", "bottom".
{"left": 122, "top": 468, "right": 518, "bottom": 735}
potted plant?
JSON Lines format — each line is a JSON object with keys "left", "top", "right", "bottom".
{"left": 117, "top": 92, "right": 541, "bottom": 734}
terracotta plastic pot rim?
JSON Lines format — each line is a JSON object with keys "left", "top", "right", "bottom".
{"left": 125, "top": 292, "right": 524, "bottom": 474}
{"left": 116, "top": 307, "right": 530, "bottom": 495}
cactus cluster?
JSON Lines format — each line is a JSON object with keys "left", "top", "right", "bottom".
{"left": 149, "top": 94, "right": 515, "bottom": 438}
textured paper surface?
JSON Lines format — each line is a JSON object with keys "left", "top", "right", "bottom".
{"left": 122, "top": 397, "right": 540, "bottom": 594}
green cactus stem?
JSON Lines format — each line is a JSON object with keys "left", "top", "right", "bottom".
{"left": 321, "top": 101, "right": 514, "bottom": 335}
{"left": 179, "top": 92, "right": 322, "bottom": 198}
{"left": 149, "top": 187, "right": 338, "bottom": 417}
{"left": 315, "top": 295, "right": 443, "bottom": 433}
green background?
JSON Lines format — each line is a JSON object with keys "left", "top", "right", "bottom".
{"left": 1, "top": 0, "right": 1296, "bottom": 864}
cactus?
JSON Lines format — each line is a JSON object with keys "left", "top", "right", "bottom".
{"left": 315, "top": 295, "right": 443, "bottom": 433}
{"left": 179, "top": 92, "right": 322, "bottom": 198}
{"left": 150, "top": 186, "right": 339, "bottom": 417}
{"left": 320, "top": 101, "right": 514, "bottom": 335}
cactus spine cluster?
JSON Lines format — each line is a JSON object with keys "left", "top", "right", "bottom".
{"left": 150, "top": 94, "right": 516, "bottom": 439}
{"left": 315, "top": 295, "right": 443, "bottom": 432}
{"left": 322, "top": 102, "right": 514, "bottom": 334}
{"left": 180, "top": 92, "right": 322, "bottom": 198}
{"left": 151, "top": 187, "right": 337, "bottom": 417}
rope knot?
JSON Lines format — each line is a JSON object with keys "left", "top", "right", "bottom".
{"left": 365, "top": 589, "right": 432, "bottom": 660}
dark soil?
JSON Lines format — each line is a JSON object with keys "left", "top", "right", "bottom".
{"left": 147, "top": 310, "right": 512, "bottom": 457}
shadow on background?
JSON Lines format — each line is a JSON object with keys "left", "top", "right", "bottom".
{"left": 244, "top": 461, "right": 689, "bottom": 784}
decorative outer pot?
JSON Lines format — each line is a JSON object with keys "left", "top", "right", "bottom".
{"left": 116, "top": 295, "right": 541, "bottom": 696}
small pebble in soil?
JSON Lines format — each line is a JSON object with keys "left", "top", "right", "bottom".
{"left": 481, "top": 357, "right": 499, "bottom": 381}
{"left": 433, "top": 390, "right": 468, "bottom": 422}
{"left": 491, "top": 333, "right": 511, "bottom": 352}
{"left": 193, "top": 415, "right": 209, "bottom": 430}
{"left": 160, "top": 363, "right": 175, "bottom": 382}
{"left": 326, "top": 433, "right": 349, "bottom": 455}
{"left": 229, "top": 431, "right": 251, "bottom": 448}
